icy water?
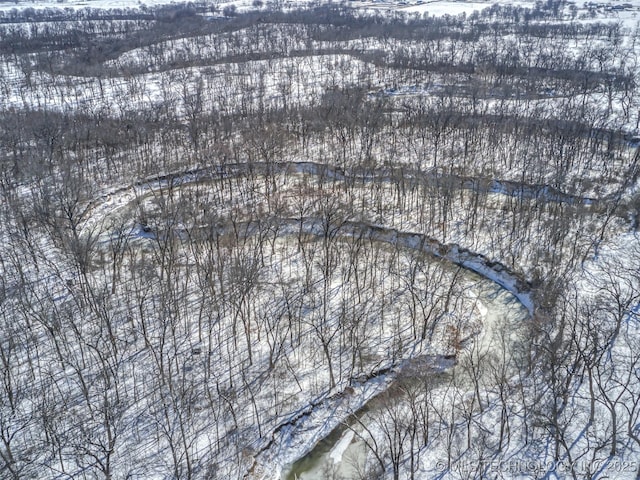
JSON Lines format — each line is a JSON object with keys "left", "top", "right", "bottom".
{"left": 283, "top": 279, "right": 529, "bottom": 480}
{"left": 284, "top": 429, "right": 367, "bottom": 480}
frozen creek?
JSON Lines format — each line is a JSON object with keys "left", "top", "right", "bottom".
{"left": 77, "top": 165, "right": 534, "bottom": 480}
{"left": 282, "top": 277, "right": 530, "bottom": 480}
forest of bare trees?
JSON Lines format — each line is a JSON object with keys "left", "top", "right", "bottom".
{"left": 1, "top": 1, "right": 640, "bottom": 478}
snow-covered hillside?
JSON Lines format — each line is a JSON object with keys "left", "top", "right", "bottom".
{"left": 1, "top": 1, "right": 640, "bottom": 479}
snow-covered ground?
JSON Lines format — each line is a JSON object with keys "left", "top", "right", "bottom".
{"left": 2, "top": 0, "right": 640, "bottom": 478}
{"left": 0, "top": 0, "right": 507, "bottom": 14}
{"left": 285, "top": 279, "right": 529, "bottom": 480}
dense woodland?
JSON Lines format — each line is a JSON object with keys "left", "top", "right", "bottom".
{"left": 1, "top": 1, "right": 640, "bottom": 479}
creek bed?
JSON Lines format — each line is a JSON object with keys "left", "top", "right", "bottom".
{"left": 283, "top": 278, "right": 530, "bottom": 480}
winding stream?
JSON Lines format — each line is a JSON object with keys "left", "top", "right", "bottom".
{"left": 78, "top": 163, "right": 536, "bottom": 480}
{"left": 281, "top": 274, "right": 530, "bottom": 480}
{"left": 78, "top": 160, "right": 605, "bottom": 231}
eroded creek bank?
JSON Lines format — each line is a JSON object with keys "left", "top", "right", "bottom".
{"left": 282, "top": 278, "right": 529, "bottom": 480}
